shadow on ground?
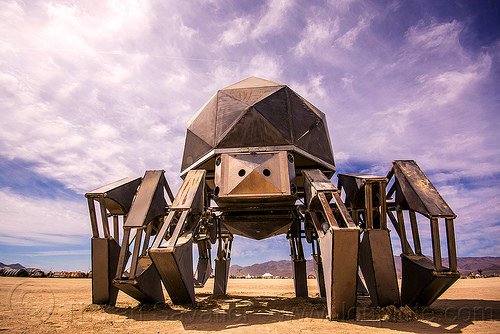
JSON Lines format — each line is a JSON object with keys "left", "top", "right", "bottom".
{"left": 86, "top": 295, "right": 500, "bottom": 333}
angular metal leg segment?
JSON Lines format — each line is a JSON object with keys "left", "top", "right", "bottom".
{"left": 359, "top": 229, "right": 400, "bottom": 306}
{"left": 401, "top": 254, "right": 460, "bottom": 305}
{"left": 91, "top": 237, "right": 121, "bottom": 305}
{"left": 114, "top": 256, "right": 165, "bottom": 304}
{"left": 214, "top": 231, "right": 232, "bottom": 295}
{"left": 214, "top": 258, "right": 231, "bottom": 295}
{"left": 292, "top": 258, "right": 308, "bottom": 297}
{"left": 149, "top": 238, "right": 195, "bottom": 304}
{"left": 319, "top": 229, "right": 359, "bottom": 320}
{"left": 312, "top": 254, "right": 326, "bottom": 298}
{"left": 194, "top": 239, "right": 212, "bottom": 288}
{"left": 289, "top": 221, "right": 308, "bottom": 297}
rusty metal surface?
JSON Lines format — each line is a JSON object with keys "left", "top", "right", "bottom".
{"left": 391, "top": 160, "right": 455, "bottom": 218}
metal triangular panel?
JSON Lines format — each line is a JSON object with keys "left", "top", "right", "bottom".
{"left": 221, "top": 76, "right": 284, "bottom": 90}
{"left": 222, "top": 85, "right": 283, "bottom": 107}
{"left": 337, "top": 174, "right": 365, "bottom": 209}
{"left": 187, "top": 93, "right": 217, "bottom": 147}
{"left": 392, "top": 160, "right": 455, "bottom": 218}
{"left": 229, "top": 169, "right": 281, "bottom": 195}
{"left": 181, "top": 130, "right": 214, "bottom": 173}
{"left": 296, "top": 120, "right": 335, "bottom": 165}
{"left": 298, "top": 91, "right": 324, "bottom": 118}
{"left": 217, "top": 107, "right": 290, "bottom": 148}
{"left": 215, "top": 91, "right": 251, "bottom": 145}
{"left": 253, "top": 87, "right": 292, "bottom": 143}
{"left": 287, "top": 89, "right": 324, "bottom": 142}
{"left": 86, "top": 177, "right": 141, "bottom": 215}
{"left": 124, "top": 170, "right": 167, "bottom": 228}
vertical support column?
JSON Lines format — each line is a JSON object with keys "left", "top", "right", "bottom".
{"left": 113, "top": 216, "right": 119, "bottom": 243}
{"left": 115, "top": 228, "right": 131, "bottom": 280}
{"left": 396, "top": 209, "right": 410, "bottom": 255}
{"left": 365, "top": 183, "right": 373, "bottom": 229}
{"left": 87, "top": 197, "right": 99, "bottom": 238}
{"left": 128, "top": 229, "right": 143, "bottom": 280}
{"left": 409, "top": 210, "right": 422, "bottom": 255}
{"left": 98, "top": 198, "right": 111, "bottom": 238}
{"left": 311, "top": 238, "right": 326, "bottom": 297}
{"left": 445, "top": 218, "right": 458, "bottom": 271}
{"left": 290, "top": 226, "right": 308, "bottom": 297}
{"left": 141, "top": 223, "right": 153, "bottom": 257}
{"left": 214, "top": 232, "right": 232, "bottom": 295}
{"left": 430, "top": 218, "right": 443, "bottom": 272}
{"left": 378, "top": 182, "right": 387, "bottom": 229}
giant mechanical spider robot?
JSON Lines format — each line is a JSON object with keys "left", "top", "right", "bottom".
{"left": 86, "top": 77, "right": 459, "bottom": 320}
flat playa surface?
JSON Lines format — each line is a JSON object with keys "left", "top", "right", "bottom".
{"left": 0, "top": 277, "right": 499, "bottom": 333}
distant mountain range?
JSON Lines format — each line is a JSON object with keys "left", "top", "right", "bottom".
{"left": 0, "top": 262, "right": 25, "bottom": 269}
{"left": 229, "top": 257, "right": 500, "bottom": 277}
{"left": 2, "top": 257, "right": 499, "bottom": 277}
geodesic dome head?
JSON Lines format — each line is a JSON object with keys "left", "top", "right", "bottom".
{"left": 181, "top": 77, "right": 334, "bottom": 176}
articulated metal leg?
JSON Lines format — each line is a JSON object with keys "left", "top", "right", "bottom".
{"left": 359, "top": 229, "right": 400, "bottom": 306}
{"left": 214, "top": 224, "right": 232, "bottom": 295}
{"left": 149, "top": 210, "right": 196, "bottom": 304}
{"left": 302, "top": 169, "right": 360, "bottom": 320}
{"left": 289, "top": 221, "right": 308, "bottom": 297}
{"left": 311, "top": 239, "right": 326, "bottom": 297}
{"left": 91, "top": 237, "right": 121, "bottom": 305}
{"left": 194, "top": 239, "right": 212, "bottom": 287}
{"left": 318, "top": 227, "right": 360, "bottom": 320}
{"left": 114, "top": 227, "right": 165, "bottom": 304}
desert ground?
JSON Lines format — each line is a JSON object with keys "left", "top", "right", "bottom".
{"left": 0, "top": 276, "right": 499, "bottom": 333}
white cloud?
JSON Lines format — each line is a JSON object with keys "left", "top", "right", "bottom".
{"left": 217, "top": 0, "right": 294, "bottom": 48}
{"left": 219, "top": 17, "right": 252, "bottom": 47}
{"left": 0, "top": 188, "right": 89, "bottom": 246}
{"left": 334, "top": 15, "right": 372, "bottom": 50}
{"left": 406, "top": 20, "right": 462, "bottom": 50}
{"left": 290, "top": 74, "right": 327, "bottom": 103}
{"left": 251, "top": 0, "right": 293, "bottom": 41}
{"left": 293, "top": 18, "right": 340, "bottom": 57}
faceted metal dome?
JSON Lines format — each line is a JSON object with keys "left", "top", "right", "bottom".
{"left": 181, "top": 76, "right": 335, "bottom": 175}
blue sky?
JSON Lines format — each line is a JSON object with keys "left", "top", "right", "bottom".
{"left": 0, "top": 0, "right": 499, "bottom": 271}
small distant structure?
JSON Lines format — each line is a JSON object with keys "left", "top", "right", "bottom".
{"left": 53, "top": 271, "right": 69, "bottom": 278}
{"left": 262, "top": 272, "right": 273, "bottom": 279}
{"left": 69, "top": 271, "right": 87, "bottom": 278}
{"left": 245, "top": 274, "right": 252, "bottom": 279}
{"left": 308, "top": 274, "right": 316, "bottom": 279}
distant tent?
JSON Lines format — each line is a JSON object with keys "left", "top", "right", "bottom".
{"left": 262, "top": 272, "right": 273, "bottom": 278}
{"left": 1, "top": 267, "right": 29, "bottom": 277}
{"left": 26, "top": 268, "right": 45, "bottom": 277}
